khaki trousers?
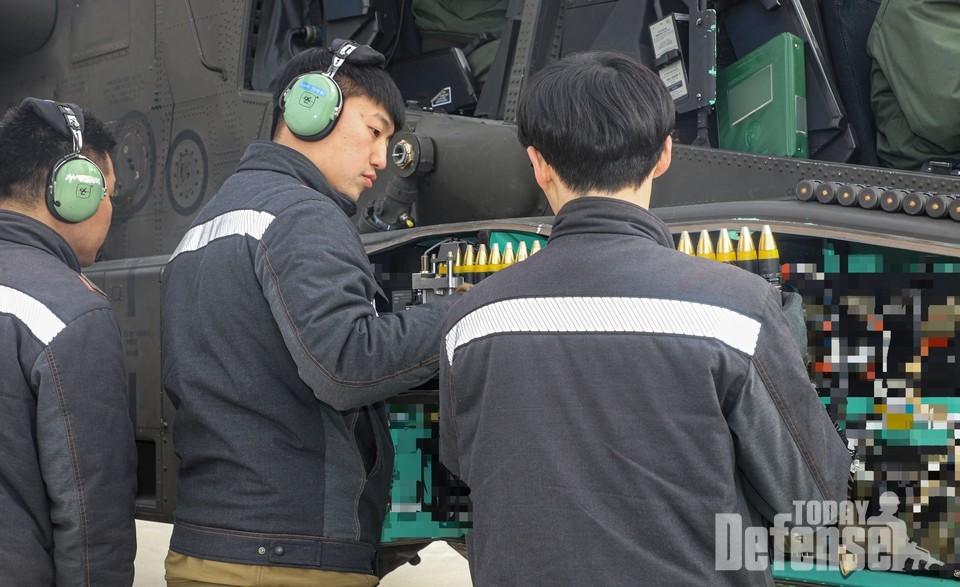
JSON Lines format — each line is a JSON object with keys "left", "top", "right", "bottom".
{"left": 165, "top": 551, "right": 380, "bottom": 587}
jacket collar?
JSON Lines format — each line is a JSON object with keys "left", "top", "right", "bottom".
{"left": 0, "top": 210, "right": 81, "bottom": 272}
{"left": 236, "top": 140, "right": 358, "bottom": 217}
{"left": 549, "top": 197, "right": 674, "bottom": 249}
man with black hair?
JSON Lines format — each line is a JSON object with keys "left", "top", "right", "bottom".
{"left": 439, "top": 51, "right": 851, "bottom": 585}
{"left": 162, "top": 41, "right": 458, "bottom": 586}
{"left": 0, "top": 98, "right": 136, "bottom": 586}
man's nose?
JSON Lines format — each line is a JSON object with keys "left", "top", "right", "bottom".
{"left": 371, "top": 144, "right": 387, "bottom": 170}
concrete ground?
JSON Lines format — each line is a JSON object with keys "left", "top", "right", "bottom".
{"left": 134, "top": 520, "right": 472, "bottom": 586}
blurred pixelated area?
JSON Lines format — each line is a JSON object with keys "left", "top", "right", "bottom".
{"left": 786, "top": 238, "right": 958, "bottom": 577}
{"left": 380, "top": 236, "right": 957, "bottom": 579}
{"left": 383, "top": 403, "right": 470, "bottom": 543}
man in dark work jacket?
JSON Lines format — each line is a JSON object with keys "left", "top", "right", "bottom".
{"left": 0, "top": 98, "right": 136, "bottom": 586}
{"left": 439, "top": 52, "right": 851, "bottom": 586}
{"left": 162, "top": 42, "right": 459, "bottom": 586}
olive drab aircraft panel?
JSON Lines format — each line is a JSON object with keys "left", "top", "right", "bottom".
{"left": 2, "top": 0, "right": 960, "bottom": 583}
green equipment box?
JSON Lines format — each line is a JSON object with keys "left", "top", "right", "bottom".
{"left": 718, "top": 32, "right": 808, "bottom": 158}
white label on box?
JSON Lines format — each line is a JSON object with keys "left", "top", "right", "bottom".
{"left": 659, "top": 60, "right": 688, "bottom": 101}
{"left": 650, "top": 16, "right": 680, "bottom": 59}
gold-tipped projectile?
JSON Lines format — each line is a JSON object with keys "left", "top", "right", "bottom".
{"left": 696, "top": 230, "right": 716, "bottom": 260}
{"left": 475, "top": 243, "right": 489, "bottom": 283}
{"left": 461, "top": 244, "right": 476, "bottom": 284}
{"left": 736, "top": 227, "right": 759, "bottom": 274}
{"left": 677, "top": 231, "right": 695, "bottom": 256}
{"left": 476, "top": 244, "right": 488, "bottom": 266}
{"left": 502, "top": 242, "right": 515, "bottom": 265}
{"left": 489, "top": 243, "right": 502, "bottom": 265}
{"left": 530, "top": 240, "right": 542, "bottom": 255}
{"left": 516, "top": 241, "right": 529, "bottom": 262}
{"left": 757, "top": 225, "right": 782, "bottom": 290}
{"left": 716, "top": 228, "right": 736, "bottom": 264}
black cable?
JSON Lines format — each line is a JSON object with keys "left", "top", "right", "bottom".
{"left": 385, "top": 0, "right": 407, "bottom": 66}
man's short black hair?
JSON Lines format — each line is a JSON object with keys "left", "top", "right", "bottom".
{"left": 271, "top": 47, "right": 405, "bottom": 138}
{"left": 0, "top": 101, "right": 116, "bottom": 208}
{"left": 517, "top": 51, "right": 675, "bottom": 195}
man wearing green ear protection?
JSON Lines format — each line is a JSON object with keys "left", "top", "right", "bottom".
{"left": 161, "top": 41, "right": 460, "bottom": 586}
{"left": 0, "top": 98, "right": 137, "bottom": 586}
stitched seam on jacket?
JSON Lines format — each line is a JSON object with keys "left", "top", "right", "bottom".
{"left": 446, "top": 361, "right": 460, "bottom": 439}
{"left": 45, "top": 346, "right": 91, "bottom": 586}
{"left": 259, "top": 242, "right": 439, "bottom": 387}
{"left": 445, "top": 363, "right": 461, "bottom": 476}
{"left": 752, "top": 356, "right": 830, "bottom": 501}
{"left": 350, "top": 410, "right": 364, "bottom": 541}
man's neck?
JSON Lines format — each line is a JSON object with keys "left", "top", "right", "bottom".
{"left": 551, "top": 182, "right": 653, "bottom": 212}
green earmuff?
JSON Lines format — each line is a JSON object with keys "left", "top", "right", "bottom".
{"left": 280, "top": 73, "right": 343, "bottom": 141}
{"left": 47, "top": 154, "right": 106, "bottom": 223}
{"left": 279, "top": 41, "right": 358, "bottom": 142}
{"left": 44, "top": 103, "right": 106, "bottom": 223}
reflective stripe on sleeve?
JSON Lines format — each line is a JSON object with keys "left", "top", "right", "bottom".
{"left": 0, "top": 285, "right": 66, "bottom": 345}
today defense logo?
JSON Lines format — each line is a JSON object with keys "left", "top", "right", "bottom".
{"left": 715, "top": 493, "right": 944, "bottom": 576}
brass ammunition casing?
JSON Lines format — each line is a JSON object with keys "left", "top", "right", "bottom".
{"left": 716, "top": 228, "right": 737, "bottom": 264}
{"left": 530, "top": 240, "right": 542, "bottom": 255}
{"left": 455, "top": 245, "right": 463, "bottom": 267}
{"left": 735, "top": 227, "right": 759, "bottom": 274}
{"left": 696, "top": 230, "right": 716, "bottom": 261}
{"left": 463, "top": 244, "right": 476, "bottom": 266}
{"left": 757, "top": 225, "right": 781, "bottom": 290}
{"left": 516, "top": 241, "right": 529, "bottom": 262}
{"left": 677, "top": 231, "right": 695, "bottom": 256}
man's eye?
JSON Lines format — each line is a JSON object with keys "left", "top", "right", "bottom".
{"left": 371, "top": 127, "right": 382, "bottom": 138}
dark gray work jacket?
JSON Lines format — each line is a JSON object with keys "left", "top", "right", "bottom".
{"left": 440, "top": 197, "right": 851, "bottom": 586}
{"left": 0, "top": 211, "right": 136, "bottom": 586}
{"left": 162, "top": 141, "right": 454, "bottom": 575}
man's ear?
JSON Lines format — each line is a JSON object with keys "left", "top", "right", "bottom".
{"left": 526, "top": 146, "right": 553, "bottom": 192}
{"left": 652, "top": 134, "right": 673, "bottom": 179}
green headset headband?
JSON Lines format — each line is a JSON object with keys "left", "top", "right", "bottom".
{"left": 43, "top": 103, "right": 107, "bottom": 223}
{"left": 280, "top": 41, "right": 359, "bottom": 141}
